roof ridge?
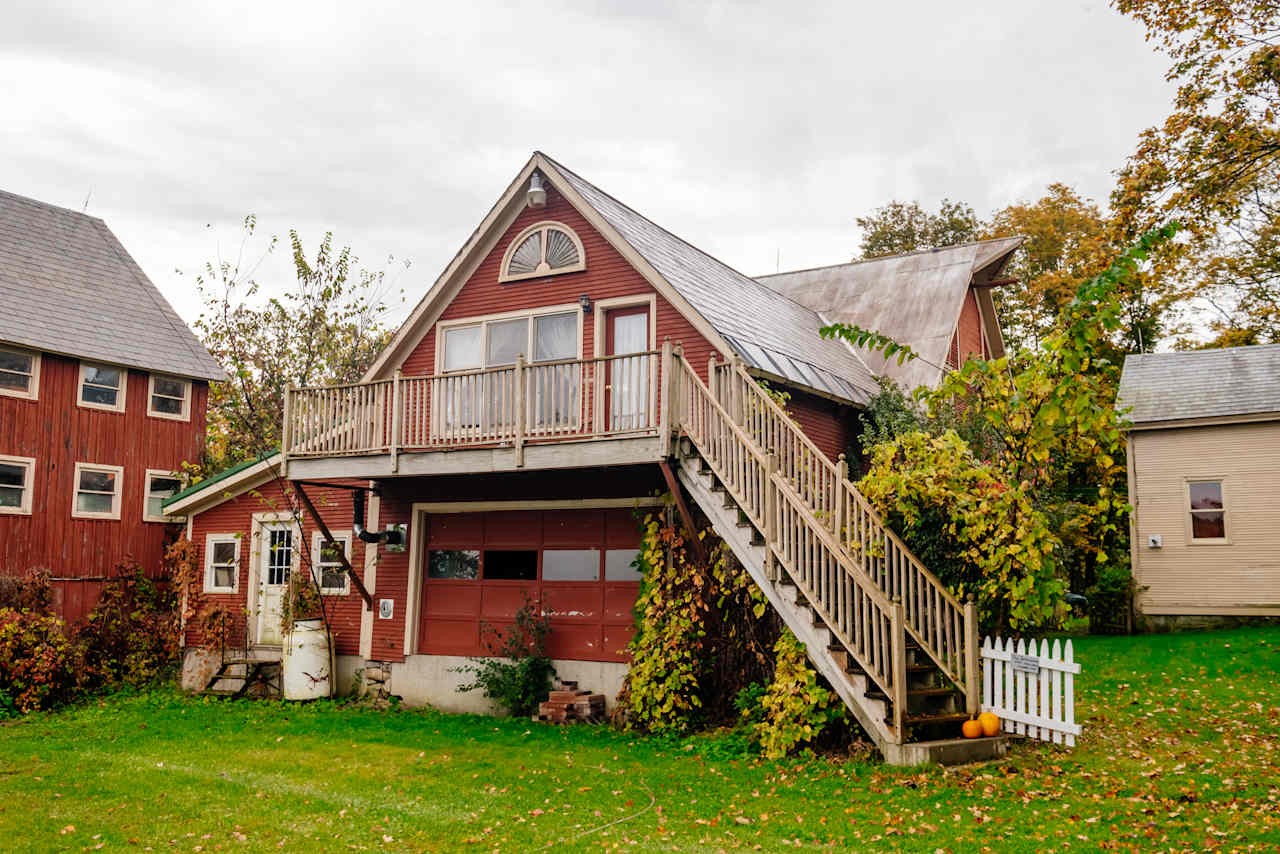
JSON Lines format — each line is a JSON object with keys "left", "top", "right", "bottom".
{"left": 1130, "top": 342, "right": 1280, "bottom": 359}
{"left": 537, "top": 152, "right": 833, "bottom": 327}
{"left": 756, "top": 235, "right": 1024, "bottom": 280}
{"left": 0, "top": 187, "right": 104, "bottom": 222}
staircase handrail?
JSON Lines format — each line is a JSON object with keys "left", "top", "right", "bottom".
{"left": 671, "top": 355, "right": 905, "bottom": 720}
{"left": 714, "top": 357, "right": 977, "bottom": 709}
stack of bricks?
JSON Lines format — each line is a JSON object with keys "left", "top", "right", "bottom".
{"left": 536, "top": 681, "right": 606, "bottom": 724}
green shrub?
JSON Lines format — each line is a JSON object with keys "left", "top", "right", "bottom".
{"left": 76, "top": 563, "right": 181, "bottom": 687}
{"left": 455, "top": 596, "right": 555, "bottom": 717}
{"left": 1086, "top": 564, "right": 1135, "bottom": 635}
{"left": 0, "top": 608, "right": 83, "bottom": 714}
{"left": 752, "top": 631, "right": 844, "bottom": 759}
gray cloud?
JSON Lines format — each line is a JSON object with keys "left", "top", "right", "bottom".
{"left": 1, "top": 0, "right": 1173, "bottom": 324}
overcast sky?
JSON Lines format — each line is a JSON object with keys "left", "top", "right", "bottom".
{"left": 2, "top": 1, "right": 1173, "bottom": 326}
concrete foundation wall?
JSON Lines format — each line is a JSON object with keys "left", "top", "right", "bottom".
{"left": 388, "top": 654, "right": 628, "bottom": 715}
{"left": 179, "top": 647, "right": 364, "bottom": 697}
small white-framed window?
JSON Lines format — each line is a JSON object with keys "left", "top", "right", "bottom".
{"left": 498, "top": 221, "right": 586, "bottom": 283}
{"left": 0, "top": 347, "right": 40, "bottom": 400}
{"left": 204, "top": 534, "right": 240, "bottom": 593}
{"left": 72, "top": 462, "right": 124, "bottom": 520}
{"left": 1187, "top": 479, "right": 1228, "bottom": 542}
{"left": 311, "top": 531, "right": 351, "bottom": 595}
{"left": 78, "top": 363, "right": 127, "bottom": 412}
{"left": 144, "top": 469, "right": 185, "bottom": 523}
{"left": 0, "top": 455, "right": 35, "bottom": 516}
{"left": 147, "top": 375, "right": 191, "bottom": 421}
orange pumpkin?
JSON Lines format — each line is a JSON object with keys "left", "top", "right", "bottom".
{"left": 978, "top": 712, "right": 1000, "bottom": 737}
{"left": 961, "top": 717, "right": 983, "bottom": 739}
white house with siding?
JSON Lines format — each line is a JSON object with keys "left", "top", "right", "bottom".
{"left": 1118, "top": 344, "right": 1280, "bottom": 625}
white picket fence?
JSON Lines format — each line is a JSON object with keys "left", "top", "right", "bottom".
{"left": 980, "top": 636, "right": 1081, "bottom": 746}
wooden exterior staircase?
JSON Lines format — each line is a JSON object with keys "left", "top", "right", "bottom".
{"left": 667, "top": 350, "right": 1005, "bottom": 765}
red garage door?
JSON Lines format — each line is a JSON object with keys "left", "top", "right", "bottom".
{"left": 417, "top": 509, "right": 643, "bottom": 662}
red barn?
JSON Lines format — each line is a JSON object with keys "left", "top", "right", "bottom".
{"left": 170, "top": 153, "right": 1018, "bottom": 765}
{"left": 0, "top": 189, "right": 224, "bottom": 620}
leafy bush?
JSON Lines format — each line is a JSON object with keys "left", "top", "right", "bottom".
{"left": 0, "top": 608, "right": 83, "bottom": 714}
{"left": 75, "top": 563, "right": 181, "bottom": 687}
{"left": 455, "top": 596, "right": 555, "bottom": 717}
{"left": 0, "top": 568, "right": 53, "bottom": 612}
{"left": 1086, "top": 564, "right": 1136, "bottom": 635}
{"left": 751, "top": 631, "right": 844, "bottom": 758}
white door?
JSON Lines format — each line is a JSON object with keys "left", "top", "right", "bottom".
{"left": 256, "top": 524, "right": 294, "bottom": 646}
{"left": 606, "top": 307, "right": 650, "bottom": 431}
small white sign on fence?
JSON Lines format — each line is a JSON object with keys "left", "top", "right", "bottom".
{"left": 981, "top": 636, "right": 1082, "bottom": 746}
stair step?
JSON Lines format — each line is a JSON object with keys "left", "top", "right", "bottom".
{"left": 865, "top": 686, "right": 959, "bottom": 702}
{"left": 222, "top": 657, "right": 281, "bottom": 667}
{"left": 902, "top": 712, "right": 971, "bottom": 727}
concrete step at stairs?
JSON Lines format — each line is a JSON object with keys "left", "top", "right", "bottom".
{"left": 675, "top": 450, "right": 1005, "bottom": 766}
{"left": 202, "top": 656, "right": 282, "bottom": 699}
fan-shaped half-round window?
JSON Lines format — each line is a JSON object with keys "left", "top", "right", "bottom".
{"left": 499, "top": 222, "right": 586, "bottom": 282}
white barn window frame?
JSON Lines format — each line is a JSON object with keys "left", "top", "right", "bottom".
{"left": 498, "top": 221, "right": 586, "bottom": 283}
{"left": 78, "top": 362, "right": 128, "bottom": 413}
{"left": 0, "top": 454, "right": 36, "bottom": 516}
{"left": 147, "top": 374, "right": 192, "bottom": 421}
{"left": 72, "top": 461, "right": 124, "bottom": 520}
{"left": 0, "top": 347, "right": 40, "bottom": 400}
{"left": 143, "top": 469, "right": 185, "bottom": 523}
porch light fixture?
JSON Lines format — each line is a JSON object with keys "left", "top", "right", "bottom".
{"left": 578, "top": 294, "right": 592, "bottom": 314}
{"left": 527, "top": 173, "right": 547, "bottom": 208}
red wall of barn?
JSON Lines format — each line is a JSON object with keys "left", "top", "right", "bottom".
{"left": 0, "top": 352, "right": 208, "bottom": 621}
{"left": 184, "top": 477, "right": 368, "bottom": 657}
{"left": 948, "top": 288, "right": 987, "bottom": 367}
{"left": 397, "top": 186, "right": 719, "bottom": 384}
{"left": 786, "top": 390, "right": 856, "bottom": 462}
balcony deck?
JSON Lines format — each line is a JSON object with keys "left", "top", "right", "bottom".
{"left": 282, "top": 349, "right": 670, "bottom": 479}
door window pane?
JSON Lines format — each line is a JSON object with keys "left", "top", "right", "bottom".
{"left": 483, "top": 549, "right": 538, "bottom": 580}
{"left": 486, "top": 318, "right": 528, "bottom": 366}
{"left": 543, "top": 549, "right": 600, "bottom": 581}
{"left": 605, "top": 548, "right": 643, "bottom": 581}
{"left": 443, "top": 326, "right": 483, "bottom": 371}
{"left": 266, "top": 528, "right": 293, "bottom": 585}
{"left": 428, "top": 549, "right": 480, "bottom": 579}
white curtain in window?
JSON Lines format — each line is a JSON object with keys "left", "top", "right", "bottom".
{"left": 611, "top": 313, "right": 649, "bottom": 431}
{"left": 534, "top": 312, "right": 576, "bottom": 362}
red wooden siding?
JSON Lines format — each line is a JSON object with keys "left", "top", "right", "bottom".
{"left": 948, "top": 287, "right": 987, "bottom": 368}
{"left": 398, "top": 186, "right": 719, "bottom": 384}
{"left": 184, "top": 478, "right": 368, "bottom": 656}
{"left": 0, "top": 352, "right": 208, "bottom": 621}
{"left": 418, "top": 509, "right": 641, "bottom": 662}
{"left": 787, "top": 389, "right": 856, "bottom": 463}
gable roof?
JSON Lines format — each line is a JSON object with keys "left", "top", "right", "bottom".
{"left": 1118, "top": 344, "right": 1280, "bottom": 428}
{"left": 364, "top": 153, "right": 877, "bottom": 406}
{"left": 755, "top": 237, "right": 1023, "bottom": 390}
{"left": 0, "top": 189, "right": 225, "bottom": 382}
{"left": 543, "top": 155, "right": 878, "bottom": 404}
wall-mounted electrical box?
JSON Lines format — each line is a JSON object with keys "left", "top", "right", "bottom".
{"left": 1148, "top": 534, "right": 1163, "bottom": 549}
{"left": 378, "top": 599, "right": 394, "bottom": 620}
{"left": 385, "top": 524, "right": 407, "bottom": 553}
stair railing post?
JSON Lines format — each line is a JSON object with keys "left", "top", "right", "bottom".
{"left": 963, "top": 596, "right": 980, "bottom": 716}
{"left": 707, "top": 355, "right": 719, "bottom": 406}
{"left": 729, "top": 354, "right": 746, "bottom": 426}
{"left": 514, "top": 355, "right": 526, "bottom": 467}
{"left": 891, "top": 600, "right": 908, "bottom": 741}
{"left": 835, "top": 453, "right": 849, "bottom": 538}
{"left": 280, "top": 386, "right": 292, "bottom": 478}
{"left": 764, "top": 452, "right": 779, "bottom": 581}
{"left": 657, "top": 337, "right": 673, "bottom": 456}
{"left": 390, "top": 369, "right": 402, "bottom": 473}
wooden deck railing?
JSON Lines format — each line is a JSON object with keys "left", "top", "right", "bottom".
{"left": 703, "top": 357, "right": 978, "bottom": 715}
{"left": 671, "top": 354, "right": 908, "bottom": 734}
{"left": 284, "top": 351, "right": 661, "bottom": 462}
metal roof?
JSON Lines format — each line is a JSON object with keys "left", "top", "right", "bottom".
{"left": 756, "top": 237, "right": 1022, "bottom": 390}
{"left": 1118, "top": 344, "right": 1280, "bottom": 426}
{"left": 0, "top": 189, "right": 225, "bottom": 382}
{"left": 543, "top": 155, "right": 878, "bottom": 405}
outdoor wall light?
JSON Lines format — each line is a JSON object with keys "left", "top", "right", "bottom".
{"left": 579, "top": 294, "right": 593, "bottom": 313}
{"left": 527, "top": 173, "right": 547, "bottom": 208}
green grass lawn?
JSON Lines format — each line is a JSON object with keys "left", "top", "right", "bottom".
{"left": 2, "top": 627, "right": 1278, "bottom": 852}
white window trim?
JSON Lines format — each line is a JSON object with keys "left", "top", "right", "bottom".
{"left": 435, "top": 303, "right": 584, "bottom": 373}
{"left": 312, "top": 529, "right": 352, "bottom": 595}
{"left": 0, "top": 347, "right": 40, "bottom": 401}
{"left": 71, "top": 461, "right": 124, "bottom": 520}
{"left": 498, "top": 220, "right": 587, "bottom": 283}
{"left": 0, "top": 454, "right": 36, "bottom": 516}
{"left": 1185, "top": 477, "right": 1230, "bottom": 545}
{"left": 204, "top": 533, "right": 241, "bottom": 594}
{"left": 147, "top": 374, "right": 192, "bottom": 421}
{"left": 143, "top": 468, "right": 185, "bottom": 524}
{"left": 77, "top": 362, "right": 128, "bottom": 413}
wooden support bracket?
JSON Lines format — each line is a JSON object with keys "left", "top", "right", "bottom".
{"left": 294, "top": 482, "right": 376, "bottom": 610}
{"left": 658, "top": 459, "right": 707, "bottom": 565}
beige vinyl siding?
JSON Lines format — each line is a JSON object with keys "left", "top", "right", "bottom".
{"left": 1130, "top": 421, "right": 1280, "bottom": 615}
